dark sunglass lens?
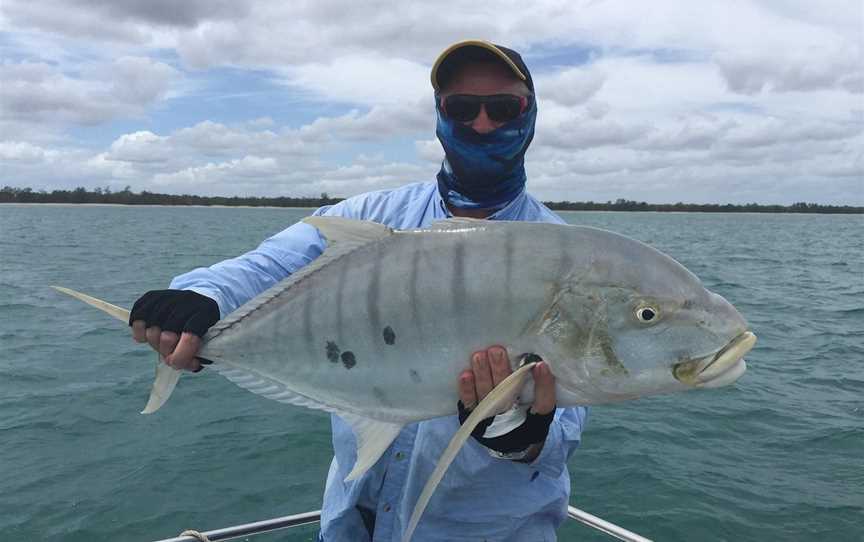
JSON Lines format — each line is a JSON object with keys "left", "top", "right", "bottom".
{"left": 444, "top": 96, "right": 481, "bottom": 122}
{"left": 485, "top": 96, "right": 523, "bottom": 122}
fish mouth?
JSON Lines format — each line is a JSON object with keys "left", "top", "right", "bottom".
{"left": 672, "top": 331, "right": 757, "bottom": 386}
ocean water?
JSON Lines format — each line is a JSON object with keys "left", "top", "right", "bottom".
{"left": 1, "top": 205, "right": 861, "bottom": 542}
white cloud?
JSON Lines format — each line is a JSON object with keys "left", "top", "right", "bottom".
{"left": 415, "top": 139, "right": 444, "bottom": 163}
{"left": 283, "top": 55, "right": 431, "bottom": 106}
{"left": 0, "top": 141, "right": 47, "bottom": 162}
{"left": 106, "top": 131, "right": 172, "bottom": 163}
{"left": 299, "top": 102, "right": 433, "bottom": 142}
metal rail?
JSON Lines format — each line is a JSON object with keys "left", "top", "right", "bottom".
{"left": 153, "top": 505, "right": 652, "bottom": 542}
{"left": 566, "top": 506, "right": 653, "bottom": 542}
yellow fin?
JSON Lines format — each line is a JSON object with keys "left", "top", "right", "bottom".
{"left": 401, "top": 362, "right": 538, "bottom": 542}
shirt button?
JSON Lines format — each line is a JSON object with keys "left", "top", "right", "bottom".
{"left": 395, "top": 451, "right": 405, "bottom": 461}
{"left": 383, "top": 504, "right": 392, "bottom": 512}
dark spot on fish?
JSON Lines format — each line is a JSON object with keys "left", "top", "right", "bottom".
{"left": 326, "top": 341, "right": 340, "bottom": 363}
{"left": 373, "top": 386, "right": 391, "bottom": 407}
{"left": 383, "top": 326, "right": 396, "bottom": 345}
{"left": 341, "top": 351, "right": 356, "bottom": 369}
{"left": 409, "top": 369, "right": 421, "bottom": 383}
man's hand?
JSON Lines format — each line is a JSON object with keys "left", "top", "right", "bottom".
{"left": 129, "top": 289, "right": 220, "bottom": 372}
{"left": 458, "top": 345, "right": 555, "bottom": 414}
{"left": 456, "top": 346, "right": 556, "bottom": 461}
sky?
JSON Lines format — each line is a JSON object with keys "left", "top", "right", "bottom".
{"left": 1, "top": 1, "right": 862, "bottom": 205}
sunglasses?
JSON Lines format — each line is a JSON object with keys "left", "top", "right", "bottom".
{"left": 440, "top": 94, "right": 532, "bottom": 123}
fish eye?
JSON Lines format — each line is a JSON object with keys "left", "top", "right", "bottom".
{"left": 636, "top": 306, "right": 658, "bottom": 323}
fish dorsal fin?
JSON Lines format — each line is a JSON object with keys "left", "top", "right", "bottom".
{"left": 302, "top": 216, "right": 392, "bottom": 246}
{"left": 423, "top": 217, "right": 488, "bottom": 232}
{"left": 206, "top": 217, "right": 392, "bottom": 341}
{"left": 339, "top": 414, "right": 405, "bottom": 481}
{"left": 401, "top": 362, "right": 538, "bottom": 542}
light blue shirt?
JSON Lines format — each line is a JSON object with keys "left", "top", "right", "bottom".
{"left": 171, "top": 182, "right": 588, "bottom": 541}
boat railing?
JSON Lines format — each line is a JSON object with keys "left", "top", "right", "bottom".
{"left": 152, "top": 505, "right": 652, "bottom": 542}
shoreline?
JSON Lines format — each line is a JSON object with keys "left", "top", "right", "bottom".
{"left": 2, "top": 202, "right": 862, "bottom": 214}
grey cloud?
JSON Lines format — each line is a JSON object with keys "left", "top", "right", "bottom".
{"left": 635, "top": 115, "right": 731, "bottom": 151}
{"left": 71, "top": 0, "right": 248, "bottom": 27}
{"left": 538, "top": 117, "right": 651, "bottom": 150}
{"left": 539, "top": 69, "right": 606, "bottom": 107}
{"left": 0, "top": 58, "right": 178, "bottom": 125}
{"left": 720, "top": 118, "right": 862, "bottom": 148}
{"left": 716, "top": 49, "right": 863, "bottom": 94}
{"left": 3, "top": 0, "right": 248, "bottom": 41}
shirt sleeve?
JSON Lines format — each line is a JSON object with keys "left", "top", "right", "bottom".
{"left": 529, "top": 406, "right": 589, "bottom": 479}
{"left": 168, "top": 202, "right": 356, "bottom": 317}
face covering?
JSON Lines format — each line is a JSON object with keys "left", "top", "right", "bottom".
{"left": 435, "top": 97, "right": 537, "bottom": 211}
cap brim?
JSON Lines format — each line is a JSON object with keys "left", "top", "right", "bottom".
{"left": 431, "top": 39, "right": 526, "bottom": 91}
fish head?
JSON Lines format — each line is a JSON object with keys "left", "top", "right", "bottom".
{"left": 548, "top": 228, "right": 756, "bottom": 403}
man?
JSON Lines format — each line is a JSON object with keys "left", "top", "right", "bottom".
{"left": 130, "top": 40, "right": 588, "bottom": 541}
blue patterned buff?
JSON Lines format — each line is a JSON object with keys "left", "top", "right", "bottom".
{"left": 435, "top": 96, "right": 537, "bottom": 210}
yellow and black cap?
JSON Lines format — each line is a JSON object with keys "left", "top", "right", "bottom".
{"left": 431, "top": 40, "right": 534, "bottom": 93}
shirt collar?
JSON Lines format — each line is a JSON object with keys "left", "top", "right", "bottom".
{"left": 433, "top": 185, "right": 527, "bottom": 221}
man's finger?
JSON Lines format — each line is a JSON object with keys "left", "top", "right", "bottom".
{"left": 472, "top": 351, "right": 493, "bottom": 400}
{"left": 531, "top": 362, "right": 556, "bottom": 415}
{"left": 164, "top": 332, "right": 203, "bottom": 372}
{"left": 458, "top": 370, "right": 477, "bottom": 409}
{"left": 159, "top": 331, "right": 180, "bottom": 358}
{"left": 131, "top": 320, "right": 147, "bottom": 343}
{"left": 145, "top": 326, "right": 162, "bottom": 353}
{"left": 487, "top": 346, "right": 511, "bottom": 387}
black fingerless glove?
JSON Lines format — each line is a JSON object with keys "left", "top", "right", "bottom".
{"left": 129, "top": 289, "right": 220, "bottom": 339}
{"left": 457, "top": 400, "right": 555, "bottom": 455}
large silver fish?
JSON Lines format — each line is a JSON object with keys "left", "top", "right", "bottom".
{"left": 55, "top": 216, "right": 756, "bottom": 541}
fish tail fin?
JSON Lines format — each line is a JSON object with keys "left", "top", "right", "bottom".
{"left": 51, "top": 286, "right": 181, "bottom": 414}
{"left": 142, "top": 358, "right": 182, "bottom": 414}
{"left": 51, "top": 285, "right": 131, "bottom": 322}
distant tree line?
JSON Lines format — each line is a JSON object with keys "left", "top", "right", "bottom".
{"left": 1, "top": 187, "right": 862, "bottom": 214}
{"left": 543, "top": 198, "right": 864, "bottom": 214}
{"left": 0, "top": 186, "right": 342, "bottom": 208}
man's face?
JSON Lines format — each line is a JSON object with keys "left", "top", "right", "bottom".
{"left": 438, "top": 62, "right": 531, "bottom": 134}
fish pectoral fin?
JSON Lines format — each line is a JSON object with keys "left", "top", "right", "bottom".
{"left": 340, "top": 414, "right": 405, "bottom": 482}
{"left": 141, "top": 356, "right": 182, "bottom": 414}
{"left": 401, "top": 362, "right": 538, "bottom": 542}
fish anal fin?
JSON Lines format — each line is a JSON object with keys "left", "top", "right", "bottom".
{"left": 340, "top": 414, "right": 404, "bottom": 482}
{"left": 401, "top": 362, "right": 537, "bottom": 542}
